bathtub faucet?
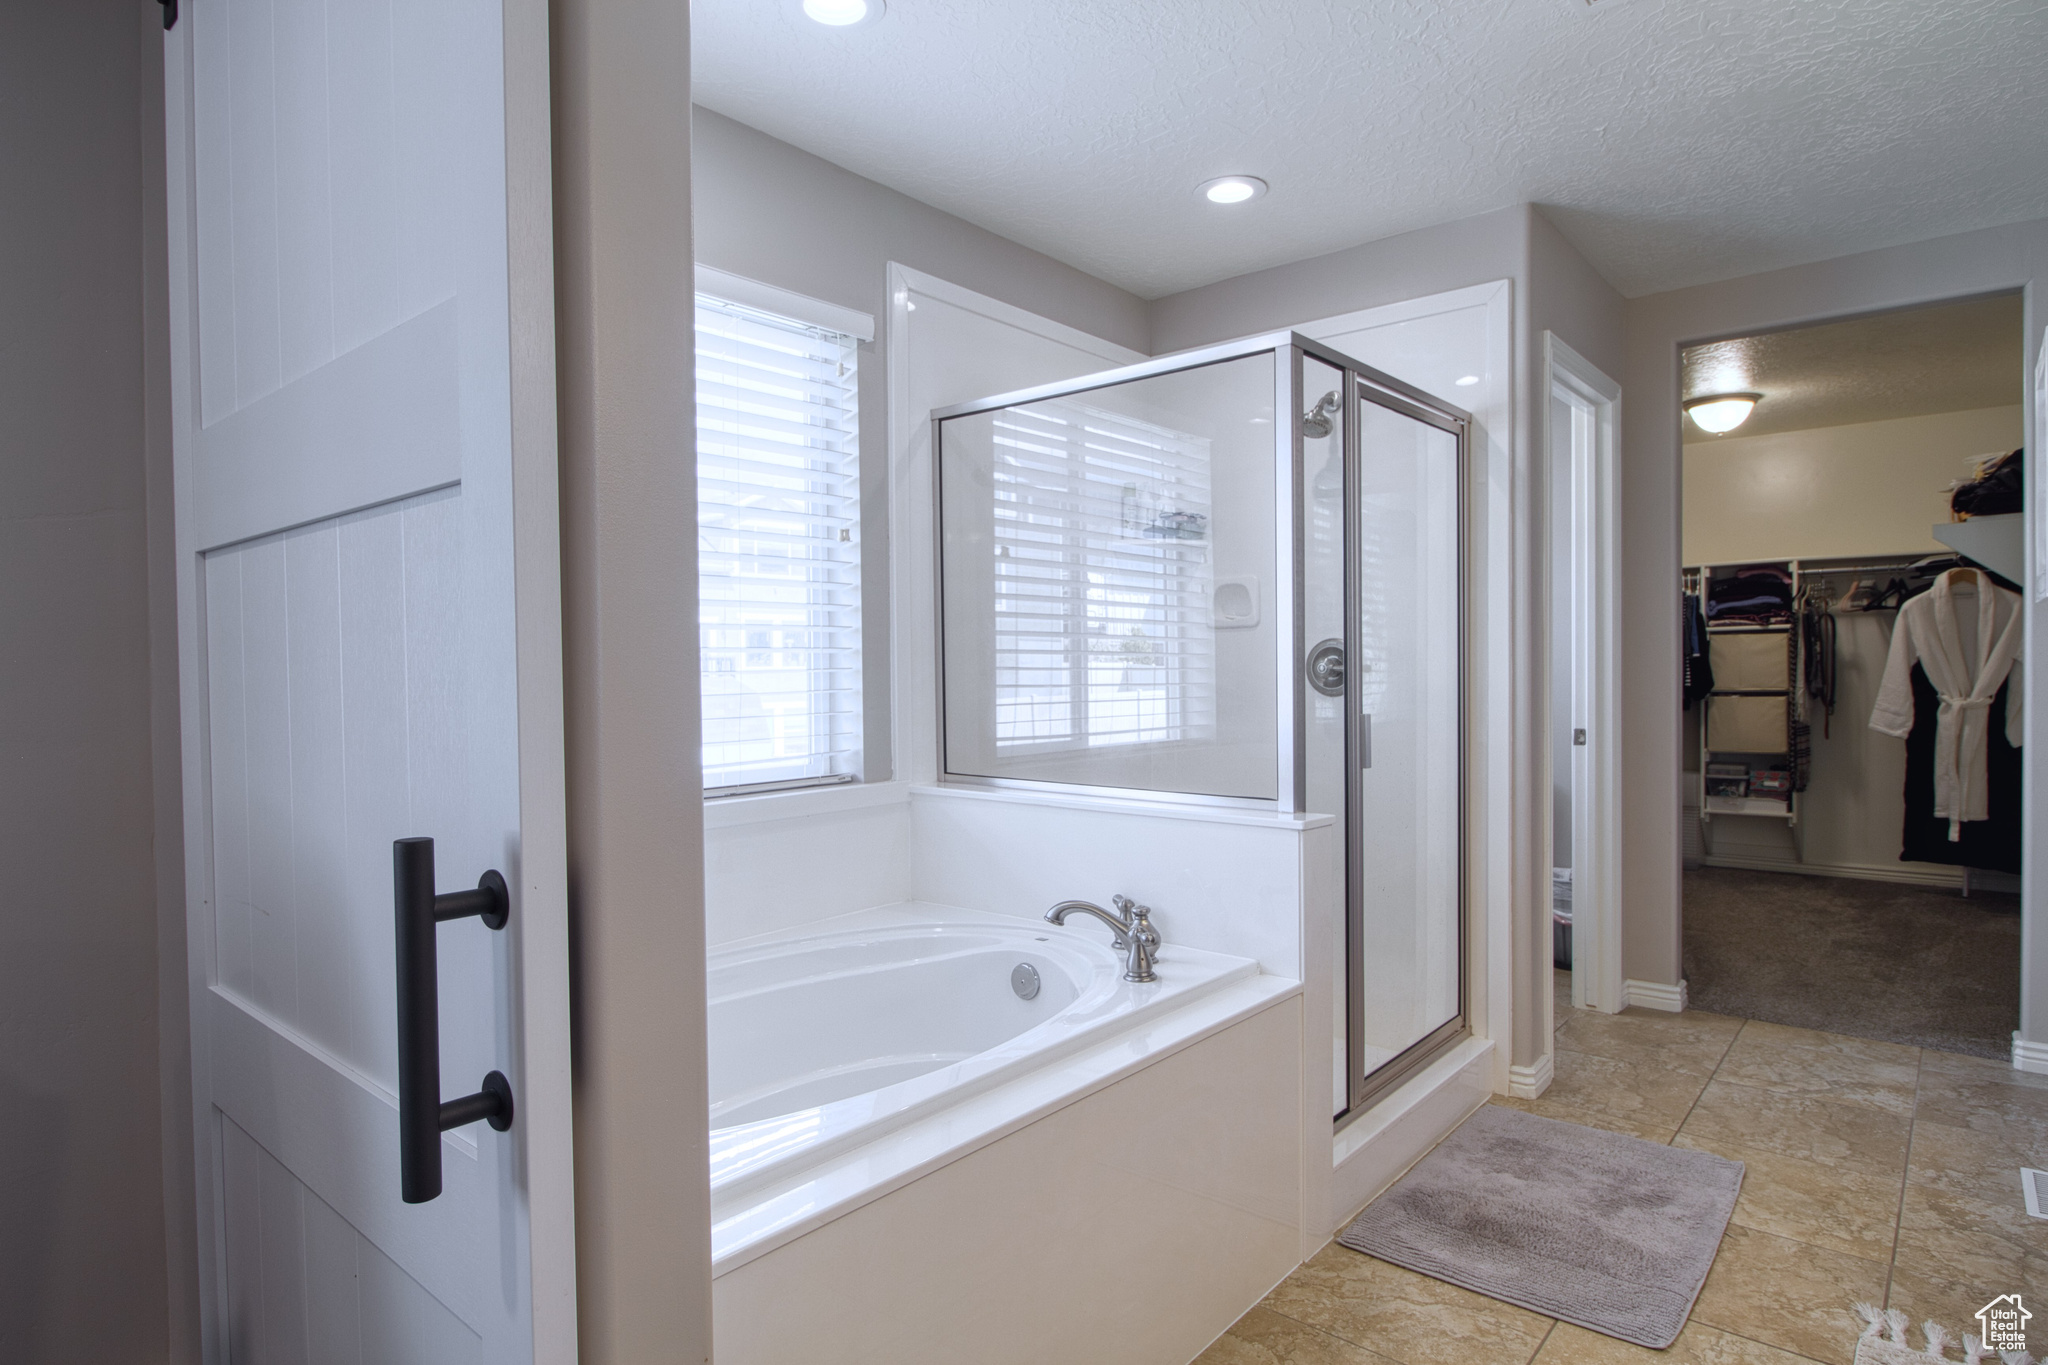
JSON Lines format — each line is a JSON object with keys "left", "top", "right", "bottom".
{"left": 1045, "top": 895, "right": 1160, "bottom": 984}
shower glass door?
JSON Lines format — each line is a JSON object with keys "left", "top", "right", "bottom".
{"left": 1346, "top": 384, "right": 1465, "bottom": 1110}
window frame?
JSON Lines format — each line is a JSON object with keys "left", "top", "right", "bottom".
{"left": 693, "top": 270, "right": 874, "bottom": 799}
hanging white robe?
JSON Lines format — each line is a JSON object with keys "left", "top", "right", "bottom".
{"left": 1868, "top": 570, "right": 2025, "bottom": 839}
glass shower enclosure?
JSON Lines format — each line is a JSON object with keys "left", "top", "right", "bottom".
{"left": 932, "top": 333, "right": 1470, "bottom": 1119}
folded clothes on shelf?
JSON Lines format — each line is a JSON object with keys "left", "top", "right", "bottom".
{"left": 1705, "top": 568, "right": 1794, "bottom": 622}
{"left": 1750, "top": 769, "right": 1792, "bottom": 796}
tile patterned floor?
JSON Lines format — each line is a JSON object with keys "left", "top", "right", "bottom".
{"left": 1194, "top": 971, "right": 2048, "bottom": 1365}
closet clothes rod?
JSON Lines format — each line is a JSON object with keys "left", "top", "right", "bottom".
{"left": 1786, "top": 555, "right": 1962, "bottom": 577}
{"left": 1685, "top": 555, "right": 1960, "bottom": 576}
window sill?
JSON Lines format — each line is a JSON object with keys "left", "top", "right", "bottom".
{"left": 909, "top": 782, "right": 1337, "bottom": 831}
{"left": 703, "top": 779, "right": 911, "bottom": 830}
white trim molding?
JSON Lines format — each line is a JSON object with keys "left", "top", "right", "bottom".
{"left": 2014, "top": 1036, "right": 2048, "bottom": 1076}
{"left": 695, "top": 263, "right": 876, "bottom": 341}
{"left": 703, "top": 779, "right": 911, "bottom": 830}
{"left": 1507, "top": 1052, "right": 1554, "bottom": 1099}
{"left": 1545, "top": 333, "right": 1625, "bottom": 1019}
{"left": 1623, "top": 978, "right": 1689, "bottom": 1012}
{"left": 1700, "top": 853, "right": 1978, "bottom": 891}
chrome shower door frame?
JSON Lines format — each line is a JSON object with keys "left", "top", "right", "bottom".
{"left": 928, "top": 334, "right": 1473, "bottom": 1123}
{"left": 1340, "top": 373, "right": 1472, "bottom": 1120}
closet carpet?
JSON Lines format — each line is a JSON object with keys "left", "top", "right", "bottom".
{"left": 1683, "top": 867, "right": 2019, "bottom": 1060}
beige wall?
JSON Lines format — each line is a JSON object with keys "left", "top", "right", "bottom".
{"left": 1154, "top": 204, "right": 1627, "bottom": 1069}
{"left": 689, "top": 135, "right": 1632, "bottom": 1077}
{"left": 1149, "top": 205, "right": 1528, "bottom": 352}
{"left": 691, "top": 109, "right": 1151, "bottom": 782}
{"left": 554, "top": 0, "right": 715, "bottom": 1358}
{"left": 1623, "top": 217, "right": 2046, "bottom": 1014}
{"left": 1683, "top": 405, "right": 2023, "bottom": 565}
{"left": 0, "top": 2, "right": 186, "bottom": 1360}
{"left": 1682, "top": 404, "right": 2025, "bottom": 897}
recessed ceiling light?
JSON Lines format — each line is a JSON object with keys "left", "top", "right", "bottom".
{"left": 1684, "top": 392, "right": 1761, "bottom": 434}
{"left": 1199, "top": 176, "right": 1267, "bottom": 205}
{"left": 803, "top": 0, "right": 882, "bottom": 26}
{"left": 1455, "top": 374, "right": 1480, "bottom": 387}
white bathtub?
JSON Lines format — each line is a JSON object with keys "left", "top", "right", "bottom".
{"left": 707, "top": 903, "right": 1269, "bottom": 1267}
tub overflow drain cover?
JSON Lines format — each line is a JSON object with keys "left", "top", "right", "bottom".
{"left": 1011, "top": 962, "right": 1041, "bottom": 1001}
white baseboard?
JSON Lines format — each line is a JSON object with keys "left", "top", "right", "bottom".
{"left": 1623, "top": 978, "right": 1688, "bottom": 1012}
{"left": 2013, "top": 1037, "right": 2048, "bottom": 1076}
{"left": 1507, "top": 1052, "right": 1553, "bottom": 1099}
{"left": 1699, "top": 854, "right": 1965, "bottom": 890}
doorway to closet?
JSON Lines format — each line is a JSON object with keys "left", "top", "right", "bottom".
{"left": 1678, "top": 293, "right": 2027, "bottom": 1059}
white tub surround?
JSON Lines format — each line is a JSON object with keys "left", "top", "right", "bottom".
{"left": 909, "top": 784, "right": 1330, "bottom": 977}
{"left": 713, "top": 992, "right": 1305, "bottom": 1365}
{"left": 699, "top": 774, "right": 1493, "bottom": 1248}
{"left": 702, "top": 781, "right": 913, "bottom": 947}
{"left": 708, "top": 904, "right": 1282, "bottom": 1272}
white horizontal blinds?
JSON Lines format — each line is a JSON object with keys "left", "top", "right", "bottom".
{"left": 989, "top": 396, "right": 1215, "bottom": 751}
{"left": 696, "top": 295, "right": 861, "bottom": 792}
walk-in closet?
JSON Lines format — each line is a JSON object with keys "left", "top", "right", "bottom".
{"left": 1673, "top": 294, "right": 2027, "bottom": 1057}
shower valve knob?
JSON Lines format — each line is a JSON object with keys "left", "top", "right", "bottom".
{"left": 1307, "top": 639, "right": 1346, "bottom": 696}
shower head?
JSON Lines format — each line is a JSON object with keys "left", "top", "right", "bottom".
{"left": 1301, "top": 390, "right": 1340, "bottom": 440}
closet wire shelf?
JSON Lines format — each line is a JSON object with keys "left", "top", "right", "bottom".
{"left": 1685, "top": 554, "right": 1960, "bottom": 852}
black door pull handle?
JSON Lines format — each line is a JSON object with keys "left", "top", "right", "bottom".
{"left": 394, "top": 837, "right": 514, "bottom": 1205}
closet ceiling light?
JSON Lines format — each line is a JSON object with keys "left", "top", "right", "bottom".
{"left": 1199, "top": 176, "right": 1267, "bottom": 204}
{"left": 1685, "top": 392, "right": 1761, "bottom": 434}
{"left": 802, "top": 0, "right": 881, "bottom": 26}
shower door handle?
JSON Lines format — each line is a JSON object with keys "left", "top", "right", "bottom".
{"left": 1360, "top": 713, "right": 1372, "bottom": 769}
{"left": 394, "top": 837, "right": 515, "bottom": 1204}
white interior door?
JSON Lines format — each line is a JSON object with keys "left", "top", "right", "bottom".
{"left": 162, "top": 0, "right": 572, "bottom": 1360}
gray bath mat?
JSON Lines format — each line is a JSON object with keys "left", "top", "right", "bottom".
{"left": 1337, "top": 1105, "right": 1743, "bottom": 1348}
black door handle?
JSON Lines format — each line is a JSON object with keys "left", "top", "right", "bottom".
{"left": 394, "top": 837, "right": 514, "bottom": 1205}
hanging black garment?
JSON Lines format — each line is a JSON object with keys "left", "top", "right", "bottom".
{"left": 1682, "top": 593, "right": 1714, "bottom": 709}
{"left": 1802, "top": 607, "right": 1836, "bottom": 737}
{"left": 1900, "top": 662, "right": 2023, "bottom": 874}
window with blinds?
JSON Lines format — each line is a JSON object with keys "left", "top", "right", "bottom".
{"left": 695, "top": 294, "right": 861, "bottom": 794}
{"left": 989, "top": 397, "right": 1215, "bottom": 750}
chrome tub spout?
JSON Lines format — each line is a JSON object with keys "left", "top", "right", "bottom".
{"left": 1044, "top": 895, "right": 1159, "bottom": 983}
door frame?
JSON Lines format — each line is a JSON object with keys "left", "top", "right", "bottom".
{"left": 1545, "top": 333, "right": 1625, "bottom": 1017}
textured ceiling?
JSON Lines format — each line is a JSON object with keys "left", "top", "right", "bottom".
{"left": 1681, "top": 293, "right": 2024, "bottom": 440}
{"left": 691, "top": 0, "right": 2048, "bottom": 299}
